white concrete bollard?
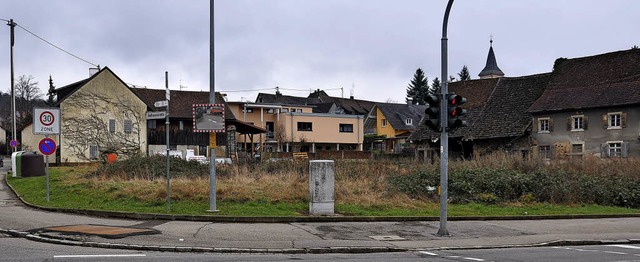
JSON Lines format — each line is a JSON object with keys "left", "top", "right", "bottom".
{"left": 309, "top": 160, "right": 335, "bottom": 215}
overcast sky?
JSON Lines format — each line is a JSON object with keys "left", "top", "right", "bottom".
{"left": 1, "top": 0, "right": 639, "bottom": 103}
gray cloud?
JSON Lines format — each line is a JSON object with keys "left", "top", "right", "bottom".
{"left": 1, "top": 0, "right": 639, "bottom": 103}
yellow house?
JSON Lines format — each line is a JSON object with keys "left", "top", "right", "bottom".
{"left": 227, "top": 102, "right": 363, "bottom": 152}
{"left": 52, "top": 67, "right": 148, "bottom": 163}
{"left": 364, "top": 103, "right": 426, "bottom": 152}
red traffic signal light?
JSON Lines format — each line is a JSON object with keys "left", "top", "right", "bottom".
{"left": 446, "top": 93, "right": 467, "bottom": 131}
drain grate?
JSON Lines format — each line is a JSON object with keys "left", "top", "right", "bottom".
{"left": 43, "top": 224, "right": 159, "bottom": 239}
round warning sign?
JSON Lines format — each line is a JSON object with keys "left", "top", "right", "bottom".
{"left": 40, "top": 111, "right": 55, "bottom": 126}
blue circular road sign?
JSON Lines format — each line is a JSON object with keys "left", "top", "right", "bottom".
{"left": 10, "top": 139, "right": 18, "bottom": 148}
{"left": 39, "top": 138, "right": 57, "bottom": 156}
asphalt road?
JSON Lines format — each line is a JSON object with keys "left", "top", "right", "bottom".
{"left": 2, "top": 235, "right": 640, "bottom": 262}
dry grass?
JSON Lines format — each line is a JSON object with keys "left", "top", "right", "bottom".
{"left": 76, "top": 153, "right": 640, "bottom": 208}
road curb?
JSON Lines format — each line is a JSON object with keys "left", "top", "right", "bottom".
{"left": 3, "top": 227, "right": 640, "bottom": 254}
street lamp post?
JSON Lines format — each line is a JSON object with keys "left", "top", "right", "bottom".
{"left": 437, "top": 0, "right": 454, "bottom": 237}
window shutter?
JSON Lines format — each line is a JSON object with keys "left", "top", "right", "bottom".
{"left": 600, "top": 143, "right": 609, "bottom": 158}
{"left": 602, "top": 114, "right": 608, "bottom": 128}
{"left": 566, "top": 117, "right": 571, "bottom": 130}
{"left": 583, "top": 116, "right": 588, "bottom": 130}
{"left": 549, "top": 118, "right": 554, "bottom": 132}
{"left": 109, "top": 119, "right": 116, "bottom": 133}
{"left": 622, "top": 112, "right": 627, "bottom": 128}
{"left": 622, "top": 142, "right": 630, "bottom": 157}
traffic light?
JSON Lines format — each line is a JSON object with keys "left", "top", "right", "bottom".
{"left": 424, "top": 94, "right": 441, "bottom": 131}
{"left": 446, "top": 93, "right": 467, "bottom": 131}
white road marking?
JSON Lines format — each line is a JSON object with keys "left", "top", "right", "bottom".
{"left": 462, "top": 257, "right": 485, "bottom": 261}
{"left": 418, "top": 251, "right": 438, "bottom": 256}
{"left": 53, "top": 254, "right": 147, "bottom": 258}
{"left": 608, "top": 244, "right": 640, "bottom": 250}
{"left": 603, "top": 251, "right": 628, "bottom": 255}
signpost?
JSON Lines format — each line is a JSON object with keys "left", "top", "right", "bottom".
{"left": 146, "top": 111, "right": 167, "bottom": 120}
{"left": 33, "top": 107, "right": 61, "bottom": 203}
{"left": 154, "top": 100, "right": 168, "bottom": 108}
{"left": 193, "top": 103, "right": 225, "bottom": 212}
{"left": 9, "top": 139, "right": 18, "bottom": 148}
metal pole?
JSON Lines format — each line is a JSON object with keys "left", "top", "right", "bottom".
{"left": 165, "top": 71, "right": 170, "bottom": 212}
{"left": 437, "top": 0, "right": 454, "bottom": 237}
{"left": 45, "top": 135, "right": 50, "bottom": 202}
{"left": 8, "top": 19, "right": 16, "bottom": 153}
{"left": 208, "top": 0, "right": 218, "bottom": 212}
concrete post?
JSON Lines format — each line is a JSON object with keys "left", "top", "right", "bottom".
{"left": 309, "top": 160, "right": 335, "bottom": 215}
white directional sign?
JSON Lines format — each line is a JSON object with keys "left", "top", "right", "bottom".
{"left": 33, "top": 108, "right": 61, "bottom": 135}
{"left": 146, "top": 111, "right": 167, "bottom": 120}
{"left": 154, "top": 100, "right": 168, "bottom": 108}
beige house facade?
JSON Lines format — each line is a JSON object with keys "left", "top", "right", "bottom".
{"left": 227, "top": 102, "right": 363, "bottom": 152}
{"left": 55, "top": 67, "right": 148, "bottom": 163}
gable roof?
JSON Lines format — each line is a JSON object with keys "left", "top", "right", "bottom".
{"left": 132, "top": 88, "right": 235, "bottom": 120}
{"left": 53, "top": 67, "right": 143, "bottom": 106}
{"left": 375, "top": 103, "right": 427, "bottom": 131}
{"left": 409, "top": 78, "right": 500, "bottom": 141}
{"left": 470, "top": 73, "right": 552, "bottom": 140}
{"left": 256, "top": 90, "right": 375, "bottom": 115}
{"left": 529, "top": 48, "right": 640, "bottom": 113}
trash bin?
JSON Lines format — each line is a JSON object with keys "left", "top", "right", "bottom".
{"left": 11, "top": 151, "right": 23, "bottom": 177}
{"left": 20, "top": 151, "right": 45, "bottom": 177}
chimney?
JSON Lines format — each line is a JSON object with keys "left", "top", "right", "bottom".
{"left": 407, "top": 98, "right": 413, "bottom": 105}
{"left": 89, "top": 66, "right": 100, "bottom": 77}
{"left": 350, "top": 95, "right": 354, "bottom": 100}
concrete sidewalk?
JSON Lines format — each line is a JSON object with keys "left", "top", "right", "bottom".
{"left": 1, "top": 165, "right": 640, "bottom": 254}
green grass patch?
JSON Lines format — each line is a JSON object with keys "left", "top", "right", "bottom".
{"left": 7, "top": 167, "right": 640, "bottom": 217}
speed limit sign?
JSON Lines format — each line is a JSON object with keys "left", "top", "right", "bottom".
{"left": 33, "top": 108, "right": 61, "bottom": 135}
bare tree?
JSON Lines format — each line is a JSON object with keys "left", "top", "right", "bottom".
{"left": 274, "top": 122, "right": 288, "bottom": 152}
{"left": 15, "top": 75, "right": 41, "bottom": 112}
{"left": 62, "top": 90, "right": 143, "bottom": 161}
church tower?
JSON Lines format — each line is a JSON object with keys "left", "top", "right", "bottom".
{"left": 478, "top": 38, "right": 505, "bottom": 79}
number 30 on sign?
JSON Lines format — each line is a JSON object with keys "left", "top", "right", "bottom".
{"left": 33, "top": 108, "right": 61, "bottom": 135}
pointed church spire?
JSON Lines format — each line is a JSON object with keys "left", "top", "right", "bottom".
{"left": 478, "top": 37, "right": 504, "bottom": 79}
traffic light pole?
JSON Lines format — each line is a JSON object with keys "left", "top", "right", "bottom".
{"left": 437, "top": 0, "right": 454, "bottom": 237}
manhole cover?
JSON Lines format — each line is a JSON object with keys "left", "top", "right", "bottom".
{"left": 43, "top": 224, "right": 159, "bottom": 239}
{"left": 369, "top": 235, "right": 406, "bottom": 241}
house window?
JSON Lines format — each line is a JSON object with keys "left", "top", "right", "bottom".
{"left": 124, "top": 119, "right": 132, "bottom": 134}
{"left": 339, "top": 124, "right": 353, "bottom": 133}
{"left": 571, "top": 143, "right": 583, "bottom": 160}
{"left": 405, "top": 118, "right": 413, "bottom": 126}
{"left": 381, "top": 119, "right": 387, "bottom": 127}
{"left": 608, "top": 112, "right": 622, "bottom": 129}
{"left": 297, "top": 109, "right": 303, "bottom": 113}
{"left": 109, "top": 119, "right": 116, "bottom": 133}
{"left": 267, "top": 108, "right": 275, "bottom": 114}
{"left": 281, "top": 108, "right": 289, "bottom": 113}
{"left": 297, "top": 122, "right": 312, "bottom": 131}
{"left": 571, "top": 115, "right": 585, "bottom": 131}
{"left": 539, "top": 145, "right": 551, "bottom": 159}
{"left": 290, "top": 108, "right": 296, "bottom": 112}
{"left": 602, "top": 141, "right": 629, "bottom": 158}
{"left": 147, "top": 120, "right": 157, "bottom": 129}
{"left": 538, "top": 118, "right": 551, "bottom": 133}
{"left": 179, "top": 121, "right": 184, "bottom": 130}
{"left": 89, "top": 145, "right": 99, "bottom": 160}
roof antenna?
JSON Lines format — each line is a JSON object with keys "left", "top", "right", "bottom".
{"left": 490, "top": 34, "right": 493, "bottom": 46}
